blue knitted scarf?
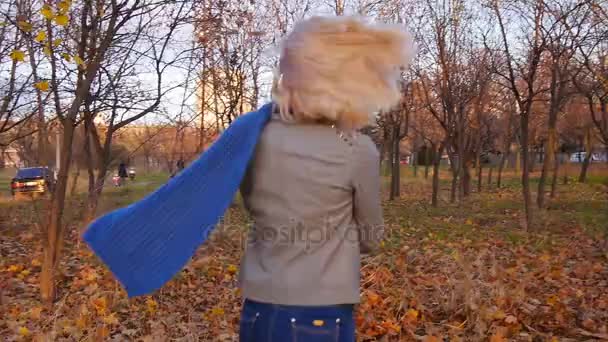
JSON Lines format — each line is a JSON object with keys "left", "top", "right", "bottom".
{"left": 83, "top": 103, "right": 273, "bottom": 297}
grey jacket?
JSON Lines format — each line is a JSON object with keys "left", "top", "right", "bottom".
{"left": 238, "top": 117, "right": 384, "bottom": 305}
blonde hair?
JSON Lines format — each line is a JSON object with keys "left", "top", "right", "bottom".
{"left": 272, "top": 16, "right": 414, "bottom": 130}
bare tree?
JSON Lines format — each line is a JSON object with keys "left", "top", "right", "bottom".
{"left": 488, "top": 0, "right": 548, "bottom": 229}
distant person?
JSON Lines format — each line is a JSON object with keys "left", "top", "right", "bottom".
{"left": 236, "top": 16, "right": 412, "bottom": 341}
{"left": 118, "top": 162, "right": 128, "bottom": 180}
{"left": 176, "top": 158, "right": 185, "bottom": 171}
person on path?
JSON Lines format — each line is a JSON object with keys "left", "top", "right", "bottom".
{"left": 237, "top": 16, "right": 413, "bottom": 341}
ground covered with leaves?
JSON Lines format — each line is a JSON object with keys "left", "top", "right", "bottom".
{"left": 1, "top": 173, "right": 607, "bottom": 341}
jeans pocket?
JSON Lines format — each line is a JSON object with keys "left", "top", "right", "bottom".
{"left": 290, "top": 317, "right": 340, "bottom": 342}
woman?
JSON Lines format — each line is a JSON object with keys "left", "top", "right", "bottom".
{"left": 238, "top": 16, "right": 413, "bottom": 341}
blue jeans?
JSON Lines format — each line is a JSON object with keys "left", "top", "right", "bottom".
{"left": 239, "top": 299, "right": 355, "bottom": 342}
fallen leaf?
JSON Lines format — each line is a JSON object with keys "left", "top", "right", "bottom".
{"left": 18, "top": 326, "right": 30, "bottom": 337}
{"left": 103, "top": 313, "right": 119, "bottom": 325}
{"left": 30, "top": 307, "right": 43, "bottom": 320}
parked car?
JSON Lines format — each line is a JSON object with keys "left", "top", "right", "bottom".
{"left": 128, "top": 167, "right": 136, "bottom": 181}
{"left": 11, "top": 167, "right": 55, "bottom": 198}
{"left": 570, "top": 152, "right": 607, "bottom": 163}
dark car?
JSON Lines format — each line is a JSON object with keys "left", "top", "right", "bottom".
{"left": 11, "top": 167, "right": 55, "bottom": 198}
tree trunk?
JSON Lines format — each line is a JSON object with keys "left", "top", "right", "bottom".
{"left": 578, "top": 153, "right": 592, "bottom": 183}
{"left": 69, "top": 166, "right": 80, "bottom": 197}
{"left": 530, "top": 147, "right": 537, "bottom": 173}
{"left": 40, "top": 120, "right": 76, "bottom": 304}
{"left": 412, "top": 148, "right": 418, "bottom": 178}
{"left": 487, "top": 166, "right": 493, "bottom": 188}
{"left": 432, "top": 143, "right": 445, "bottom": 207}
{"left": 450, "top": 172, "right": 458, "bottom": 203}
{"left": 497, "top": 152, "right": 509, "bottom": 188}
{"left": 477, "top": 158, "right": 482, "bottom": 193}
{"left": 579, "top": 128, "right": 592, "bottom": 183}
{"left": 424, "top": 147, "right": 430, "bottom": 179}
{"left": 462, "top": 166, "right": 471, "bottom": 197}
{"left": 389, "top": 130, "right": 401, "bottom": 200}
{"left": 387, "top": 128, "right": 394, "bottom": 179}
{"left": 550, "top": 152, "right": 560, "bottom": 198}
{"left": 520, "top": 114, "right": 533, "bottom": 231}
{"left": 538, "top": 128, "right": 558, "bottom": 209}
{"left": 447, "top": 150, "right": 458, "bottom": 203}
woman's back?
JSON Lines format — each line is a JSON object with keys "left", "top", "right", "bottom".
{"left": 239, "top": 118, "right": 383, "bottom": 306}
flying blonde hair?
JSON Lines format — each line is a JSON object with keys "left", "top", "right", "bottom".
{"left": 272, "top": 16, "right": 414, "bottom": 130}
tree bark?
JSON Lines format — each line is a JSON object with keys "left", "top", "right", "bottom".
{"left": 389, "top": 129, "right": 401, "bottom": 200}
{"left": 477, "top": 157, "right": 483, "bottom": 193}
{"left": 424, "top": 147, "right": 430, "bottom": 179}
{"left": 520, "top": 113, "right": 533, "bottom": 231}
{"left": 69, "top": 165, "right": 80, "bottom": 197}
{"left": 579, "top": 128, "right": 592, "bottom": 183}
{"left": 538, "top": 129, "right": 558, "bottom": 209}
{"left": 550, "top": 152, "right": 560, "bottom": 198}
{"left": 487, "top": 166, "right": 493, "bottom": 188}
{"left": 462, "top": 166, "right": 471, "bottom": 197}
{"left": 40, "top": 120, "right": 75, "bottom": 304}
{"left": 432, "top": 142, "right": 445, "bottom": 207}
{"left": 497, "top": 151, "right": 509, "bottom": 188}
{"left": 579, "top": 152, "right": 592, "bottom": 183}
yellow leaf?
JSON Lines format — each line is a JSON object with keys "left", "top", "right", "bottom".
{"left": 226, "top": 264, "right": 238, "bottom": 274}
{"left": 102, "top": 313, "right": 119, "bottom": 325}
{"left": 34, "top": 81, "right": 50, "bottom": 92}
{"left": 492, "top": 309, "right": 506, "bottom": 320}
{"left": 146, "top": 298, "right": 158, "bottom": 314}
{"left": 92, "top": 297, "right": 107, "bottom": 315}
{"left": 7, "top": 264, "right": 23, "bottom": 272}
{"left": 404, "top": 308, "right": 419, "bottom": 325}
{"left": 53, "top": 38, "right": 62, "bottom": 47}
{"left": 43, "top": 46, "right": 52, "bottom": 56}
{"left": 58, "top": 0, "right": 71, "bottom": 12}
{"left": 31, "top": 258, "right": 41, "bottom": 267}
{"left": 35, "top": 31, "right": 46, "bottom": 43}
{"left": 73, "top": 55, "right": 85, "bottom": 68}
{"left": 60, "top": 53, "right": 72, "bottom": 62}
{"left": 547, "top": 294, "right": 559, "bottom": 306}
{"left": 18, "top": 21, "right": 32, "bottom": 32}
{"left": 540, "top": 254, "right": 551, "bottom": 262}
{"left": 18, "top": 326, "right": 30, "bottom": 337}
{"left": 20, "top": 269, "right": 31, "bottom": 277}
{"left": 54, "top": 14, "right": 69, "bottom": 26}
{"left": 211, "top": 307, "right": 224, "bottom": 316}
{"left": 10, "top": 50, "right": 25, "bottom": 62}
{"left": 41, "top": 4, "right": 54, "bottom": 19}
